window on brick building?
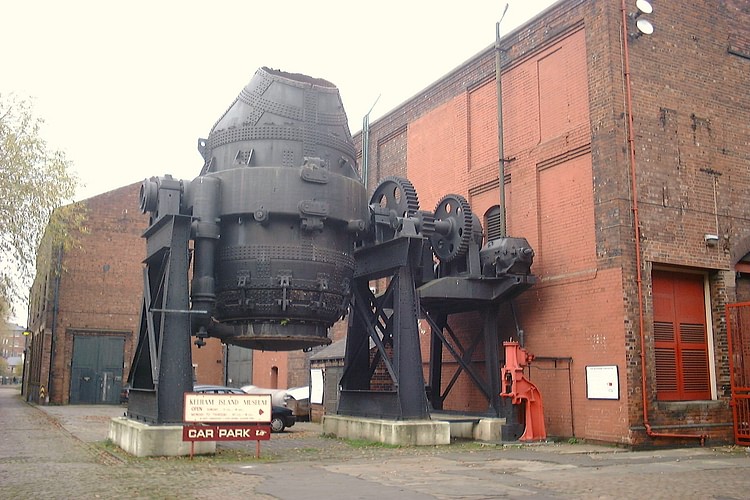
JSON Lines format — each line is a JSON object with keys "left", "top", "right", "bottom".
{"left": 652, "top": 270, "right": 712, "bottom": 401}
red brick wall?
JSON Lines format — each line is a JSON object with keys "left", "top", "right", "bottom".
{"left": 192, "top": 338, "right": 224, "bottom": 385}
{"left": 408, "top": 96, "right": 469, "bottom": 210}
{"left": 252, "top": 351, "right": 289, "bottom": 389}
{"left": 355, "top": 0, "right": 749, "bottom": 445}
{"left": 40, "top": 183, "right": 226, "bottom": 403}
{"left": 49, "top": 183, "right": 148, "bottom": 403}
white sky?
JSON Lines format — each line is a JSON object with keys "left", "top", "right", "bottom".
{"left": 3, "top": 0, "right": 558, "bottom": 201}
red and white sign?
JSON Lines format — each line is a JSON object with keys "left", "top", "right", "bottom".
{"left": 182, "top": 424, "right": 272, "bottom": 442}
{"left": 183, "top": 393, "right": 271, "bottom": 423}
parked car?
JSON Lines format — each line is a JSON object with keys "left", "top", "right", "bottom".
{"left": 192, "top": 385, "right": 295, "bottom": 432}
{"left": 285, "top": 386, "right": 311, "bottom": 421}
{"left": 240, "top": 385, "right": 293, "bottom": 407}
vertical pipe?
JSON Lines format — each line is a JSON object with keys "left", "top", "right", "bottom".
{"left": 190, "top": 176, "right": 220, "bottom": 332}
{"left": 495, "top": 4, "right": 509, "bottom": 238}
{"left": 361, "top": 95, "right": 380, "bottom": 192}
{"left": 620, "top": 0, "right": 705, "bottom": 445}
{"left": 47, "top": 246, "right": 62, "bottom": 404}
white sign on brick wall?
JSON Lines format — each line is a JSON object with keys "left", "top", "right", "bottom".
{"left": 585, "top": 365, "right": 620, "bottom": 400}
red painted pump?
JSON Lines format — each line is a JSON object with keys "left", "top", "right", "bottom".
{"left": 500, "top": 341, "right": 547, "bottom": 441}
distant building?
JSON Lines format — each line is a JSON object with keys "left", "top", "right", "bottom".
{"left": 0, "top": 322, "right": 26, "bottom": 381}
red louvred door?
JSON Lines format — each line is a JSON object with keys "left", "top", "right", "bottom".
{"left": 652, "top": 271, "right": 711, "bottom": 401}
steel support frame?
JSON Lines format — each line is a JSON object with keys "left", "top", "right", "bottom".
{"left": 127, "top": 214, "right": 194, "bottom": 424}
{"left": 338, "top": 235, "right": 429, "bottom": 420}
{"left": 426, "top": 306, "right": 510, "bottom": 418}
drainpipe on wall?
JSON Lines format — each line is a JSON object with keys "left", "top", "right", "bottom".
{"left": 46, "top": 246, "right": 63, "bottom": 405}
{"left": 620, "top": 0, "right": 706, "bottom": 446}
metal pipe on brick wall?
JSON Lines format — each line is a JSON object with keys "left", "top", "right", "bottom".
{"left": 495, "top": 3, "right": 509, "bottom": 238}
{"left": 620, "top": 0, "right": 706, "bottom": 446}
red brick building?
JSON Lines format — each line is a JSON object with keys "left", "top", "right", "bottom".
{"left": 352, "top": 0, "right": 749, "bottom": 445}
{"left": 23, "top": 0, "right": 750, "bottom": 448}
{"left": 24, "top": 183, "right": 226, "bottom": 405}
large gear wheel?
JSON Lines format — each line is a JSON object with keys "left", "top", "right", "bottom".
{"left": 431, "top": 193, "right": 473, "bottom": 262}
{"left": 370, "top": 176, "right": 420, "bottom": 218}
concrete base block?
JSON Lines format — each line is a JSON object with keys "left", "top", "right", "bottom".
{"left": 322, "top": 415, "right": 451, "bottom": 446}
{"left": 473, "top": 418, "right": 506, "bottom": 441}
{"left": 108, "top": 417, "right": 216, "bottom": 457}
{"left": 447, "top": 420, "right": 477, "bottom": 439}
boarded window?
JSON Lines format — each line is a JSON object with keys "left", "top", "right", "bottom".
{"left": 652, "top": 271, "right": 711, "bottom": 401}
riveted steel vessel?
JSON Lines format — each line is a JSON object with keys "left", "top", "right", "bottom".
{"left": 188, "top": 67, "right": 369, "bottom": 350}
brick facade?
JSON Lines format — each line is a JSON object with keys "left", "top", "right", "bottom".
{"left": 355, "top": 0, "right": 750, "bottom": 445}
{"left": 21, "top": 0, "right": 750, "bottom": 447}
{"left": 25, "top": 183, "right": 226, "bottom": 404}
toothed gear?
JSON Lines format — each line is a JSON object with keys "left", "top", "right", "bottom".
{"left": 370, "top": 176, "right": 420, "bottom": 218}
{"left": 431, "top": 194, "right": 473, "bottom": 262}
{"left": 416, "top": 210, "right": 436, "bottom": 237}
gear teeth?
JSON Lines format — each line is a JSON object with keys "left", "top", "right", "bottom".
{"left": 370, "top": 176, "right": 420, "bottom": 217}
{"left": 416, "top": 211, "right": 436, "bottom": 236}
{"left": 431, "top": 194, "right": 473, "bottom": 262}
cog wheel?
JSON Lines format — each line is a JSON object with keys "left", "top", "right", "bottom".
{"left": 431, "top": 193, "right": 473, "bottom": 262}
{"left": 416, "top": 210, "right": 436, "bottom": 237}
{"left": 370, "top": 176, "right": 420, "bottom": 218}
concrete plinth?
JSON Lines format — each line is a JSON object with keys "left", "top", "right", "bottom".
{"left": 108, "top": 417, "right": 216, "bottom": 457}
{"left": 322, "top": 415, "right": 451, "bottom": 446}
{"left": 472, "top": 418, "right": 506, "bottom": 441}
{"left": 432, "top": 415, "right": 507, "bottom": 441}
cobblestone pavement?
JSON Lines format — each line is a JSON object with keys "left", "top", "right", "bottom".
{"left": 2, "top": 385, "right": 750, "bottom": 499}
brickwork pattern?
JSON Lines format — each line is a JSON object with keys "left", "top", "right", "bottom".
{"left": 353, "top": 0, "right": 748, "bottom": 445}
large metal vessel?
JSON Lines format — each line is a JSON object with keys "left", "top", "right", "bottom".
{"left": 140, "top": 67, "right": 369, "bottom": 351}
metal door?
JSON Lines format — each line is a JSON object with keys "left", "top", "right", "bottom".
{"left": 226, "top": 344, "right": 253, "bottom": 387}
{"left": 325, "top": 366, "right": 343, "bottom": 415}
{"left": 726, "top": 302, "right": 750, "bottom": 445}
{"left": 70, "top": 335, "right": 125, "bottom": 404}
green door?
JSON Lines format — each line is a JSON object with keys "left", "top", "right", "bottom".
{"left": 70, "top": 335, "right": 125, "bottom": 404}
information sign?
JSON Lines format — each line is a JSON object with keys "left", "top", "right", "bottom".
{"left": 183, "top": 393, "right": 272, "bottom": 423}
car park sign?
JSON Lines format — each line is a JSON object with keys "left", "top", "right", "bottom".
{"left": 182, "top": 424, "right": 271, "bottom": 441}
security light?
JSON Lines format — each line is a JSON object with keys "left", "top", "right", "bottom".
{"left": 635, "top": 0, "right": 653, "bottom": 15}
{"left": 636, "top": 18, "right": 654, "bottom": 36}
{"left": 629, "top": 0, "right": 654, "bottom": 39}
{"left": 704, "top": 234, "right": 720, "bottom": 246}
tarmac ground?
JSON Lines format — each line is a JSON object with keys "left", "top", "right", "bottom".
{"left": 1, "top": 385, "right": 749, "bottom": 499}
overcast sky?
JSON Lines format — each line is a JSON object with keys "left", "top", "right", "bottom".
{"left": 4, "top": 0, "right": 558, "bottom": 202}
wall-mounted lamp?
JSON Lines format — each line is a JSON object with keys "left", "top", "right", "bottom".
{"left": 630, "top": 0, "right": 654, "bottom": 38}
{"left": 704, "top": 234, "right": 720, "bottom": 247}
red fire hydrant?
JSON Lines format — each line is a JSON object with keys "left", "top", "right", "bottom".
{"left": 500, "top": 341, "right": 547, "bottom": 441}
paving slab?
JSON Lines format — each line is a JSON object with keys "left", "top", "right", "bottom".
{"left": 3, "top": 386, "right": 750, "bottom": 499}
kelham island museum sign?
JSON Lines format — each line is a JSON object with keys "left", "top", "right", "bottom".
{"left": 182, "top": 392, "right": 273, "bottom": 457}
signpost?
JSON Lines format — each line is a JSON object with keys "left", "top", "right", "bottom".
{"left": 182, "top": 393, "right": 272, "bottom": 458}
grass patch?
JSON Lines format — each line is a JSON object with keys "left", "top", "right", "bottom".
{"left": 92, "top": 440, "right": 275, "bottom": 464}
{"left": 345, "top": 438, "right": 401, "bottom": 449}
